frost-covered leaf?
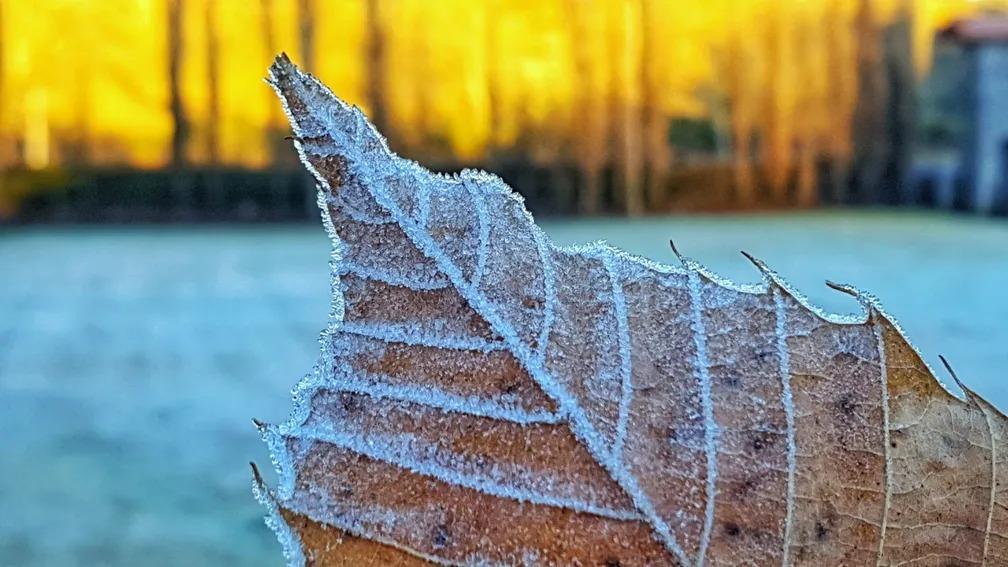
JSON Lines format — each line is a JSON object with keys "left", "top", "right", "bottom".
{"left": 253, "top": 54, "right": 1008, "bottom": 566}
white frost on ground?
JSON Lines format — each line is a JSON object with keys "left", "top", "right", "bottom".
{"left": 0, "top": 211, "right": 1006, "bottom": 565}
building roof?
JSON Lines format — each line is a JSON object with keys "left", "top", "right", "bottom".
{"left": 940, "top": 14, "right": 1008, "bottom": 43}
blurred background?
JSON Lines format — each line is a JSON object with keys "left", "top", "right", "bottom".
{"left": 2, "top": 1, "right": 1008, "bottom": 565}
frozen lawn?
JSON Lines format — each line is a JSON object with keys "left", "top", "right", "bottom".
{"left": 1, "top": 211, "right": 1006, "bottom": 565}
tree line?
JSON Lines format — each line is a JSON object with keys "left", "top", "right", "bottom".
{"left": 1, "top": 1, "right": 977, "bottom": 214}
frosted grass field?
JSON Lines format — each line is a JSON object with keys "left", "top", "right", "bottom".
{"left": 2, "top": 211, "right": 1007, "bottom": 565}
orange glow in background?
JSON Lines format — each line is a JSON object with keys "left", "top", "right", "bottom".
{"left": 0, "top": 0, "right": 1002, "bottom": 170}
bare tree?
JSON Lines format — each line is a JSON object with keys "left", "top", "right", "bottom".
{"left": 484, "top": 0, "right": 502, "bottom": 153}
{"left": 566, "top": 0, "right": 607, "bottom": 215}
{"left": 205, "top": 0, "right": 220, "bottom": 165}
{"left": 794, "top": 8, "right": 819, "bottom": 208}
{"left": 412, "top": 11, "right": 436, "bottom": 157}
{"left": 823, "top": 0, "right": 855, "bottom": 204}
{"left": 364, "top": 0, "right": 389, "bottom": 135}
{"left": 167, "top": 0, "right": 189, "bottom": 167}
{"left": 882, "top": 3, "right": 915, "bottom": 205}
{"left": 640, "top": 0, "right": 669, "bottom": 211}
{"left": 612, "top": 2, "right": 644, "bottom": 216}
{"left": 721, "top": 5, "right": 757, "bottom": 207}
{"left": 851, "top": 0, "right": 888, "bottom": 203}
{"left": 260, "top": 0, "right": 284, "bottom": 163}
{"left": 725, "top": 36, "right": 756, "bottom": 207}
{"left": 295, "top": 0, "right": 319, "bottom": 216}
{"left": 762, "top": 5, "right": 795, "bottom": 205}
{"left": 297, "top": 0, "right": 315, "bottom": 73}
{"left": 260, "top": 0, "right": 277, "bottom": 83}
{"left": 0, "top": 0, "right": 6, "bottom": 167}
{"left": 69, "top": 61, "right": 92, "bottom": 165}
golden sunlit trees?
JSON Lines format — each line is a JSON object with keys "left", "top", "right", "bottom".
{"left": 2, "top": 0, "right": 1007, "bottom": 213}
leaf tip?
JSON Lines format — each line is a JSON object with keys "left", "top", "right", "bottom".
{"left": 273, "top": 51, "right": 293, "bottom": 70}
{"left": 265, "top": 52, "right": 295, "bottom": 85}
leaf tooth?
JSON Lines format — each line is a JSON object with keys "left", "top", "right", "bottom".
{"left": 824, "top": 279, "right": 857, "bottom": 297}
{"left": 668, "top": 239, "right": 703, "bottom": 273}
{"left": 825, "top": 280, "right": 880, "bottom": 320}
{"left": 939, "top": 355, "right": 982, "bottom": 407}
{"left": 740, "top": 249, "right": 782, "bottom": 289}
{"left": 250, "top": 459, "right": 308, "bottom": 566}
{"left": 739, "top": 249, "right": 765, "bottom": 272}
{"left": 250, "top": 461, "right": 265, "bottom": 489}
{"left": 668, "top": 239, "right": 682, "bottom": 259}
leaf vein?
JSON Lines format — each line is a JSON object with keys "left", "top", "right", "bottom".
{"left": 873, "top": 318, "right": 894, "bottom": 566}
{"left": 775, "top": 288, "right": 798, "bottom": 567}
{"left": 368, "top": 178, "right": 690, "bottom": 564}
{"left": 606, "top": 254, "right": 633, "bottom": 465}
{"left": 688, "top": 269, "right": 718, "bottom": 567}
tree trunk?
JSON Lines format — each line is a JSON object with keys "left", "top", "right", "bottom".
{"left": 640, "top": 0, "right": 668, "bottom": 211}
{"left": 882, "top": 4, "right": 915, "bottom": 205}
{"left": 364, "top": 0, "right": 389, "bottom": 136}
{"left": 794, "top": 8, "right": 819, "bottom": 208}
{"left": 205, "top": 0, "right": 220, "bottom": 165}
{"left": 732, "top": 122, "right": 755, "bottom": 207}
{"left": 823, "top": 0, "right": 854, "bottom": 204}
{"left": 296, "top": 0, "right": 318, "bottom": 217}
{"left": 70, "top": 63, "right": 91, "bottom": 165}
{"left": 260, "top": 0, "right": 284, "bottom": 164}
{"left": 484, "top": 0, "right": 501, "bottom": 153}
{"left": 566, "top": 0, "right": 606, "bottom": 215}
{"left": 0, "top": 0, "right": 8, "bottom": 168}
{"left": 167, "top": 0, "right": 189, "bottom": 167}
{"left": 297, "top": 0, "right": 315, "bottom": 73}
{"left": 763, "top": 6, "right": 794, "bottom": 205}
{"left": 724, "top": 5, "right": 755, "bottom": 207}
{"left": 613, "top": 2, "right": 644, "bottom": 216}
{"left": 851, "top": 0, "right": 887, "bottom": 204}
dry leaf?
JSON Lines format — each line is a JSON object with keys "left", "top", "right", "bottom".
{"left": 252, "top": 54, "right": 1008, "bottom": 566}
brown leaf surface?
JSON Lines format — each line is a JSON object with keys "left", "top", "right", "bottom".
{"left": 253, "top": 54, "right": 1008, "bottom": 566}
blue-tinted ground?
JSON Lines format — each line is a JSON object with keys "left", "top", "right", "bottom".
{"left": 1, "top": 211, "right": 1006, "bottom": 565}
